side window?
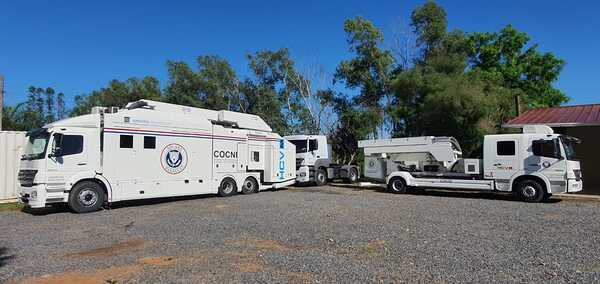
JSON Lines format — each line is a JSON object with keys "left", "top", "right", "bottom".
{"left": 61, "top": 135, "right": 84, "bottom": 156}
{"left": 532, "top": 139, "right": 559, "bottom": 158}
{"left": 309, "top": 139, "right": 318, "bottom": 151}
{"left": 497, "top": 141, "right": 515, "bottom": 156}
{"left": 144, "top": 136, "right": 156, "bottom": 149}
{"left": 120, "top": 135, "right": 133, "bottom": 148}
{"left": 252, "top": 151, "right": 260, "bottom": 162}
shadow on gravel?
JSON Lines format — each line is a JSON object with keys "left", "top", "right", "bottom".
{"left": 20, "top": 193, "right": 233, "bottom": 215}
{"left": 328, "top": 183, "right": 562, "bottom": 203}
{"left": 0, "top": 247, "right": 15, "bottom": 268}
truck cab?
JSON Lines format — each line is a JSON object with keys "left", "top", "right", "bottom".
{"left": 284, "top": 135, "right": 358, "bottom": 185}
{"left": 483, "top": 125, "right": 582, "bottom": 197}
{"left": 18, "top": 115, "right": 102, "bottom": 209}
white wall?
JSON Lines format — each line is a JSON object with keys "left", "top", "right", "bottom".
{"left": 0, "top": 131, "right": 26, "bottom": 201}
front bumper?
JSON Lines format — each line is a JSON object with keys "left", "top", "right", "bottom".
{"left": 18, "top": 184, "right": 47, "bottom": 208}
{"left": 295, "top": 166, "right": 311, "bottom": 183}
{"left": 18, "top": 184, "right": 67, "bottom": 208}
{"left": 567, "top": 179, "right": 583, "bottom": 193}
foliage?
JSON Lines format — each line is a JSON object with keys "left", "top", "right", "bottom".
{"left": 72, "top": 77, "right": 161, "bottom": 116}
{"left": 467, "top": 25, "right": 568, "bottom": 107}
{"left": 2, "top": 87, "right": 66, "bottom": 131}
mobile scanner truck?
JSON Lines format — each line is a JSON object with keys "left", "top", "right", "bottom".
{"left": 17, "top": 100, "right": 296, "bottom": 213}
{"left": 359, "top": 125, "right": 583, "bottom": 202}
{"left": 284, "top": 135, "right": 359, "bottom": 185}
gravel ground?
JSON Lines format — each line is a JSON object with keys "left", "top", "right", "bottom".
{"left": 1, "top": 185, "right": 599, "bottom": 283}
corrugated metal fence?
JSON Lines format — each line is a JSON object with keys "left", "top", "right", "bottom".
{"left": 1, "top": 131, "right": 26, "bottom": 202}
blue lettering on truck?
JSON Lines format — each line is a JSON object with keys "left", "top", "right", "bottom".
{"left": 279, "top": 139, "right": 285, "bottom": 180}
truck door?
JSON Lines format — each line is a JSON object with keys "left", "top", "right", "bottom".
{"left": 528, "top": 138, "right": 566, "bottom": 192}
{"left": 46, "top": 131, "right": 90, "bottom": 192}
{"left": 485, "top": 138, "right": 519, "bottom": 191}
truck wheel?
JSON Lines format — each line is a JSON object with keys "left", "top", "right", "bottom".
{"left": 218, "top": 177, "right": 237, "bottom": 197}
{"left": 68, "top": 181, "right": 105, "bottom": 213}
{"left": 516, "top": 180, "right": 545, "bottom": 203}
{"left": 241, "top": 177, "right": 259, "bottom": 194}
{"left": 388, "top": 177, "right": 407, "bottom": 194}
{"left": 347, "top": 168, "right": 358, "bottom": 183}
{"left": 315, "top": 169, "right": 327, "bottom": 186}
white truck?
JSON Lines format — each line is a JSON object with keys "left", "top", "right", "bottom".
{"left": 359, "top": 125, "right": 583, "bottom": 202}
{"left": 284, "top": 135, "right": 359, "bottom": 185}
{"left": 17, "top": 100, "right": 296, "bottom": 213}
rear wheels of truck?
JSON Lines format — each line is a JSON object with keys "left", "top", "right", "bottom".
{"left": 218, "top": 177, "right": 237, "bottom": 197}
{"left": 315, "top": 169, "right": 327, "bottom": 186}
{"left": 68, "top": 181, "right": 105, "bottom": 213}
{"left": 516, "top": 180, "right": 546, "bottom": 203}
{"left": 388, "top": 177, "right": 407, "bottom": 194}
{"left": 241, "top": 177, "right": 259, "bottom": 194}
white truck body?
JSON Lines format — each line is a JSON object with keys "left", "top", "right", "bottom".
{"left": 359, "top": 125, "right": 583, "bottom": 202}
{"left": 359, "top": 136, "right": 462, "bottom": 177}
{"left": 284, "top": 135, "right": 359, "bottom": 185}
{"left": 17, "top": 100, "right": 296, "bottom": 211}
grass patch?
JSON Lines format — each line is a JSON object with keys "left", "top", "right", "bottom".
{"left": 0, "top": 202, "right": 24, "bottom": 212}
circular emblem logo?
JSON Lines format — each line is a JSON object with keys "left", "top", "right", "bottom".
{"left": 542, "top": 161, "right": 551, "bottom": 168}
{"left": 160, "top": 144, "right": 188, "bottom": 174}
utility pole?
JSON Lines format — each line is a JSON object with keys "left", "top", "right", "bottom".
{"left": 0, "top": 74, "right": 4, "bottom": 131}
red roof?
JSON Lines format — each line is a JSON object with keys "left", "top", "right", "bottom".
{"left": 505, "top": 104, "right": 600, "bottom": 127}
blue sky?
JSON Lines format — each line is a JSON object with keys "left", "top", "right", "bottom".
{"left": 1, "top": 0, "right": 598, "bottom": 107}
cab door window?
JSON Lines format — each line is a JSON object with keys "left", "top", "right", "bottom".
{"left": 61, "top": 135, "right": 84, "bottom": 156}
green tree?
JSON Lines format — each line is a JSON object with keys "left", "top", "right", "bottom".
{"left": 72, "top": 76, "right": 161, "bottom": 116}
{"left": 468, "top": 25, "right": 567, "bottom": 108}
{"left": 410, "top": 0, "right": 447, "bottom": 57}
{"left": 164, "top": 55, "right": 239, "bottom": 110}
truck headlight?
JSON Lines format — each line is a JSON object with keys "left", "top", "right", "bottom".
{"left": 300, "top": 172, "right": 306, "bottom": 177}
{"left": 30, "top": 191, "right": 37, "bottom": 199}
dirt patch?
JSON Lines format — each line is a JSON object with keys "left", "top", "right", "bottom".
{"left": 228, "top": 239, "right": 291, "bottom": 252}
{"left": 138, "top": 256, "right": 176, "bottom": 266}
{"left": 215, "top": 204, "right": 227, "bottom": 209}
{"left": 359, "top": 240, "right": 386, "bottom": 255}
{"left": 285, "top": 271, "right": 318, "bottom": 283}
{"left": 65, "top": 237, "right": 148, "bottom": 258}
{"left": 12, "top": 264, "right": 143, "bottom": 284}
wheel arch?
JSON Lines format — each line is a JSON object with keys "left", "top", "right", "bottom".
{"left": 511, "top": 174, "right": 550, "bottom": 194}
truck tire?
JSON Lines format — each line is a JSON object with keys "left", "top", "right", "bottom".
{"left": 347, "top": 168, "right": 358, "bottom": 183}
{"left": 68, "top": 181, "right": 105, "bottom": 213}
{"left": 516, "top": 179, "right": 546, "bottom": 203}
{"left": 388, "top": 177, "right": 407, "bottom": 194}
{"left": 241, "top": 177, "right": 259, "bottom": 194}
{"left": 218, "top": 177, "right": 237, "bottom": 197}
{"left": 315, "top": 169, "right": 327, "bottom": 186}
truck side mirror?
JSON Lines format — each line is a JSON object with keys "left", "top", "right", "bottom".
{"left": 49, "top": 133, "right": 64, "bottom": 157}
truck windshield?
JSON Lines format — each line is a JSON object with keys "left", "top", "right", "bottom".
{"left": 289, "top": 140, "right": 308, "bottom": 153}
{"left": 22, "top": 129, "right": 50, "bottom": 160}
{"left": 560, "top": 135, "right": 578, "bottom": 161}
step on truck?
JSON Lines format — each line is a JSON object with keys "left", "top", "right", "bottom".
{"left": 284, "top": 135, "right": 359, "bottom": 185}
{"left": 17, "top": 100, "right": 296, "bottom": 213}
{"left": 358, "top": 125, "right": 583, "bottom": 202}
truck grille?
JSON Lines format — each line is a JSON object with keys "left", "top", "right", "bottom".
{"left": 18, "top": 170, "right": 38, "bottom": 187}
{"left": 574, "top": 169, "right": 582, "bottom": 181}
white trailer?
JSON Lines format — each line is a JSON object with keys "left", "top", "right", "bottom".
{"left": 359, "top": 125, "right": 583, "bottom": 202}
{"left": 17, "top": 100, "right": 296, "bottom": 213}
{"left": 284, "top": 135, "right": 359, "bottom": 185}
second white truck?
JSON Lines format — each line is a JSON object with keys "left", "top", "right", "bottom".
{"left": 359, "top": 125, "right": 583, "bottom": 202}
{"left": 284, "top": 135, "right": 359, "bottom": 185}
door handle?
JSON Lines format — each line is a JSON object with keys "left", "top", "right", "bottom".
{"left": 493, "top": 163, "right": 501, "bottom": 166}
{"left": 77, "top": 163, "right": 87, "bottom": 166}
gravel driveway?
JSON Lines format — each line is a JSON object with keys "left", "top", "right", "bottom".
{"left": 1, "top": 185, "right": 599, "bottom": 283}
